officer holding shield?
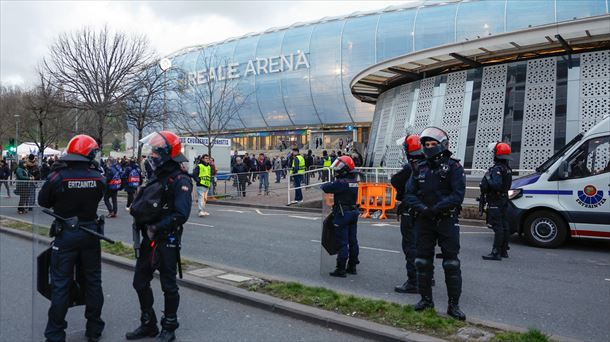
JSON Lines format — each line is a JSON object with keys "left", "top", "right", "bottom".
{"left": 38, "top": 134, "right": 106, "bottom": 342}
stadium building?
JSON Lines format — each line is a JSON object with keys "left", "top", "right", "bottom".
{"left": 166, "top": 0, "right": 610, "bottom": 168}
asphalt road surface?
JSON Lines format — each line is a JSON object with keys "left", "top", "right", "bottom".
{"left": 1, "top": 194, "right": 609, "bottom": 341}
{"left": 0, "top": 232, "right": 369, "bottom": 342}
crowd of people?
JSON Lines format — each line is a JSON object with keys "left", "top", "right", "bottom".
{"left": 228, "top": 148, "right": 363, "bottom": 198}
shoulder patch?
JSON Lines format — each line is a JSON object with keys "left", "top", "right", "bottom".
{"left": 181, "top": 185, "right": 190, "bottom": 192}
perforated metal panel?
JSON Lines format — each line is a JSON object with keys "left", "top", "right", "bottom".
{"left": 385, "top": 83, "right": 416, "bottom": 168}
{"left": 472, "top": 64, "right": 507, "bottom": 172}
{"left": 519, "top": 58, "right": 557, "bottom": 170}
{"left": 579, "top": 51, "right": 610, "bottom": 133}
{"left": 372, "top": 89, "right": 396, "bottom": 166}
{"left": 412, "top": 77, "right": 436, "bottom": 133}
{"left": 440, "top": 71, "right": 467, "bottom": 154}
{"left": 366, "top": 95, "right": 383, "bottom": 165}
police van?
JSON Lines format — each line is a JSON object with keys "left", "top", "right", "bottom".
{"left": 507, "top": 116, "right": 610, "bottom": 248}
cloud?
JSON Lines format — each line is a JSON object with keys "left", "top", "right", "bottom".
{"left": 1, "top": 0, "right": 410, "bottom": 87}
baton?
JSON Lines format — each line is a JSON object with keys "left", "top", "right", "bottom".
{"left": 42, "top": 209, "right": 115, "bottom": 244}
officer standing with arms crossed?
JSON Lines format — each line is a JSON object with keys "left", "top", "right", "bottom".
{"left": 391, "top": 135, "right": 425, "bottom": 293}
{"left": 405, "top": 127, "right": 466, "bottom": 320}
{"left": 126, "top": 131, "right": 192, "bottom": 342}
{"left": 38, "top": 134, "right": 106, "bottom": 342}
{"left": 481, "top": 142, "right": 513, "bottom": 260}
{"left": 321, "top": 156, "right": 360, "bottom": 277}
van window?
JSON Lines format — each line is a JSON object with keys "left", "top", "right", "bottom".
{"left": 565, "top": 135, "right": 610, "bottom": 179}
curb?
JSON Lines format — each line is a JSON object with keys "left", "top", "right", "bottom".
{"left": 0, "top": 225, "right": 443, "bottom": 342}
{"left": 0, "top": 224, "right": 580, "bottom": 342}
{"left": 208, "top": 200, "right": 321, "bottom": 213}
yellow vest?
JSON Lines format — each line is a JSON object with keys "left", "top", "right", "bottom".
{"left": 323, "top": 156, "right": 331, "bottom": 167}
{"left": 198, "top": 164, "right": 211, "bottom": 187}
{"left": 290, "top": 155, "right": 306, "bottom": 175}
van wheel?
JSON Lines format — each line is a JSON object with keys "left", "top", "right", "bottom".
{"left": 523, "top": 210, "right": 568, "bottom": 248}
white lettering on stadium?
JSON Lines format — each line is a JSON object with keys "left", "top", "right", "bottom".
{"left": 67, "top": 180, "right": 97, "bottom": 189}
{"left": 186, "top": 50, "right": 310, "bottom": 86}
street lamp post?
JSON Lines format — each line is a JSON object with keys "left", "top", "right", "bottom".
{"left": 14, "top": 114, "right": 20, "bottom": 160}
{"left": 159, "top": 58, "right": 172, "bottom": 130}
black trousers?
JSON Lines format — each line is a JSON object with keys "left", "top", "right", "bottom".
{"left": 103, "top": 190, "right": 118, "bottom": 214}
{"left": 414, "top": 215, "right": 462, "bottom": 301}
{"left": 400, "top": 212, "right": 417, "bottom": 285}
{"left": 487, "top": 204, "right": 510, "bottom": 249}
{"left": 126, "top": 190, "right": 135, "bottom": 208}
{"left": 45, "top": 228, "right": 104, "bottom": 341}
{"left": 132, "top": 236, "right": 180, "bottom": 326}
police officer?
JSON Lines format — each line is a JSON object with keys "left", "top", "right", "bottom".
{"left": 481, "top": 142, "right": 513, "bottom": 260}
{"left": 391, "top": 135, "right": 425, "bottom": 293}
{"left": 38, "top": 134, "right": 106, "bottom": 342}
{"left": 321, "top": 156, "right": 359, "bottom": 277}
{"left": 126, "top": 131, "right": 193, "bottom": 342}
{"left": 405, "top": 127, "right": 466, "bottom": 320}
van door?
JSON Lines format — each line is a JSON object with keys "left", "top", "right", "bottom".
{"left": 556, "top": 135, "right": 610, "bottom": 238}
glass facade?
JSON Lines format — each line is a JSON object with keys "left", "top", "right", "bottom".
{"left": 170, "top": 0, "right": 609, "bottom": 130}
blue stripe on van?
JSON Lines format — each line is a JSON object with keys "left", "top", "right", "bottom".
{"left": 522, "top": 190, "right": 573, "bottom": 195}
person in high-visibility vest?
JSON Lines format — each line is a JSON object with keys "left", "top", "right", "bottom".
{"left": 322, "top": 150, "right": 332, "bottom": 182}
{"left": 290, "top": 147, "right": 306, "bottom": 204}
{"left": 193, "top": 154, "right": 212, "bottom": 217}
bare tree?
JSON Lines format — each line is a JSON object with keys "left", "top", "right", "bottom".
{"left": 0, "top": 84, "right": 23, "bottom": 152}
{"left": 173, "top": 49, "right": 250, "bottom": 158}
{"left": 124, "top": 60, "right": 177, "bottom": 159}
{"left": 21, "top": 69, "right": 65, "bottom": 160}
{"left": 43, "top": 25, "right": 152, "bottom": 148}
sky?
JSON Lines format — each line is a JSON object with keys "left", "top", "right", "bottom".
{"left": 0, "top": 0, "right": 416, "bottom": 87}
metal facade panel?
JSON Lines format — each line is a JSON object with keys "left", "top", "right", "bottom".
{"left": 579, "top": 51, "right": 610, "bottom": 133}
{"left": 412, "top": 77, "right": 436, "bottom": 133}
{"left": 372, "top": 89, "right": 396, "bottom": 166}
{"left": 385, "top": 83, "right": 416, "bottom": 168}
{"left": 519, "top": 58, "right": 557, "bottom": 170}
{"left": 472, "top": 64, "right": 508, "bottom": 172}
{"left": 440, "top": 71, "right": 468, "bottom": 155}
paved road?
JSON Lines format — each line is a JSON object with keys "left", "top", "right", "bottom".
{"left": 0, "top": 232, "right": 369, "bottom": 342}
{"left": 1, "top": 194, "right": 609, "bottom": 341}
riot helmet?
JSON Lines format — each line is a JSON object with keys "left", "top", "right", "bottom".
{"left": 419, "top": 127, "right": 449, "bottom": 159}
{"left": 403, "top": 134, "right": 423, "bottom": 160}
{"left": 331, "top": 155, "right": 355, "bottom": 177}
{"left": 139, "top": 131, "right": 187, "bottom": 170}
{"left": 61, "top": 134, "right": 100, "bottom": 162}
{"left": 489, "top": 142, "right": 511, "bottom": 161}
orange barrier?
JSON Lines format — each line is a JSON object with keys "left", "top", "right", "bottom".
{"left": 358, "top": 182, "right": 396, "bottom": 220}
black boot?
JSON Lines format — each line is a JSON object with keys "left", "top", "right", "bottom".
{"left": 482, "top": 248, "right": 502, "bottom": 260}
{"left": 501, "top": 243, "right": 509, "bottom": 258}
{"left": 329, "top": 260, "right": 347, "bottom": 278}
{"left": 126, "top": 310, "right": 159, "bottom": 340}
{"left": 157, "top": 315, "right": 178, "bottom": 342}
{"left": 413, "top": 296, "right": 434, "bottom": 311}
{"left": 394, "top": 281, "right": 418, "bottom": 294}
{"left": 346, "top": 262, "right": 357, "bottom": 275}
{"left": 447, "top": 299, "right": 466, "bottom": 320}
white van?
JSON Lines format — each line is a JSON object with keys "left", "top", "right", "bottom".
{"left": 507, "top": 116, "right": 610, "bottom": 248}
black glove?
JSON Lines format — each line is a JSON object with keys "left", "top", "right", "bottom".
{"left": 422, "top": 207, "right": 439, "bottom": 219}
{"left": 146, "top": 224, "right": 158, "bottom": 240}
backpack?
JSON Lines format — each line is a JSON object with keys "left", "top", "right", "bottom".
{"left": 129, "top": 172, "right": 185, "bottom": 225}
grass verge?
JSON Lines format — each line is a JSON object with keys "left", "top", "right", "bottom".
{"left": 247, "top": 281, "right": 551, "bottom": 341}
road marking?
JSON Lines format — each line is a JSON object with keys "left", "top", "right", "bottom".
{"left": 186, "top": 222, "right": 215, "bottom": 228}
{"left": 461, "top": 231, "right": 493, "bottom": 234}
{"left": 289, "top": 215, "right": 319, "bottom": 220}
{"left": 311, "top": 240, "right": 400, "bottom": 254}
{"left": 371, "top": 223, "right": 398, "bottom": 227}
{"left": 605, "top": 278, "right": 610, "bottom": 282}
{"left": 254, "top": 209, "right": 284, "bottom": 216}
{"left": 217, "top": 209, "right": 248, "bottom": 214}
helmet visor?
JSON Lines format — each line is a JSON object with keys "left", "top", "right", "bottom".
{"left": 139, "top": 132, "right": 170, "bottom": 157}
{"left": 420, "top": 127, "right": 448, "bottom": 144}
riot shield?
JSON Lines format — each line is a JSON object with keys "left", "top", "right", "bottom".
{"left": 319, "top": 193, "right": 337, "bottom": 275}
